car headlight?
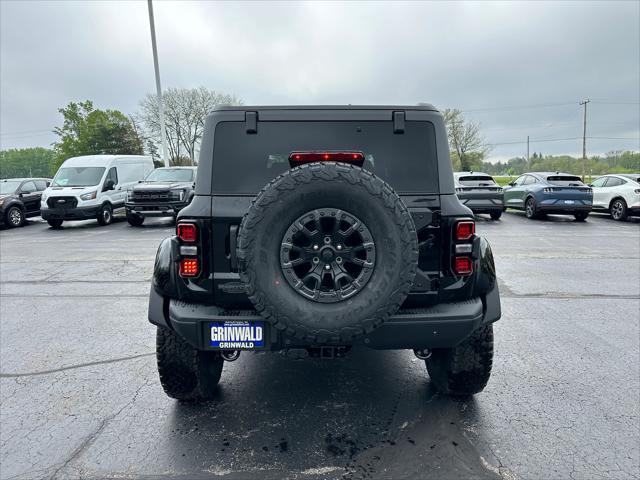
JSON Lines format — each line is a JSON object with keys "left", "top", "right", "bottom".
{"left": 170, "top": 189, "right": 186, "bottom": 201}
{"left": 80, "top": 191, "right": 97, "bottom": 201}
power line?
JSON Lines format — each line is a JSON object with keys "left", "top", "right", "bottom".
{"left": 487, "top": 136, "right": 640, "bottom": 147}
{"left": 461, "top": 102, "right": 576, "bottom": 113}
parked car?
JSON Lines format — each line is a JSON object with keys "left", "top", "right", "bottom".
{"left": 590, "top": 174, "right": 640, "bottom": 221}
{"left": 40, "top": 155, "right": 154, "bottom": 228}
{"left": 454, "top": 171, "right": 504, "bottom": 219}
{"left": 503, "top": 172, "right": 592, "bottom": 220}
{"left": 0, "top": 178, "right": 51, "bottom": 228}
{"left": 149, "top": 104, "right": 501, "bottom": 401}
{"left": 125, "top": 166, "right": 197, "bottom": 226}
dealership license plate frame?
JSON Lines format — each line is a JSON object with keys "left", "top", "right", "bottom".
{"left": 207, "top": 321, "right": 266, "bottom": 350}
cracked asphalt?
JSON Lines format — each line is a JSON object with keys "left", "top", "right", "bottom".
{"left": 1, "top": 211, "right": 639, "bottom": 480}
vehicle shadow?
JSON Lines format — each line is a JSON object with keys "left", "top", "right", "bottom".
{"left": 165, "top": 348, "right": 500, "bottom": 480}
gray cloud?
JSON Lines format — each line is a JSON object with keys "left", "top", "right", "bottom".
{"left": 1, "top": 0, "right": 638, "bottom": 161}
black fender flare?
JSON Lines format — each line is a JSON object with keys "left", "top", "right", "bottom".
{"left": 471, "top": 236, "right": 501, "bottom": 324}
{"left": 152, "top": 236, "right": 180, "bottom": 298}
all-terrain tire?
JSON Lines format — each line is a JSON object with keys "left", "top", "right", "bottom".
{"left": 574, "top": 212, "right": 589, "bottom": 222}
{"left": 237, "top": 162, "right": 419, "bottom": 343}
{"left": 127, "top": 213, "right": 145, "bottom": 226}
{"left": 489, "top": 211, "right": 502, "bottom": 220}
{"left": 426, "top": 324, "right": 494, "bottom": 396}
{"left": 156, "top": 326, "right": 224, "bottom": 401}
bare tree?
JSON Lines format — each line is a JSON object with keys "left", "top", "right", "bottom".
{"left": 442, "top": 109, "right": 491, "bottom": 171}
{"left": 138, "top": 87, "right": 242, "bottom": 165}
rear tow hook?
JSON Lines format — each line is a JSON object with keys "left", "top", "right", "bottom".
{"left": 221, "top": 350, "right": 241, "bottom": 362}
{"left": 413, "top": 348, "right": 432, "bottom": 360}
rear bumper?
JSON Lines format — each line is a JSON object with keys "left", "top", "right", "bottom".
{"left": 457, "top": 193, "right": 504, "bottom": 213}
{"left": 148, "top": 283, "right": 501, "bottom": 351}
{"left": 41, "top": 205, "right": 102, "bottom": 220}
{"left": 538, "top": 197, "right": 592, "bottom": 214}
{"left": 126, "top": 201, "right": 188, "bottom": 217}
{"left": 538, "top": 204, "right": 592, "bottom": 214}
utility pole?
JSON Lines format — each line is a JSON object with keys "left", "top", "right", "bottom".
{"left": 147, "top": 0, "right": 170, "bottom": 167}
{"left": 579, "top": 99, "right": 590, "bottom": 181}
{"left": 526, "top": 135, "right": 530, "bottom": 167}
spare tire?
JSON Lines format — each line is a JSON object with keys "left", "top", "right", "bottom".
{"left": 237, "top": 162, "right": 418, "bottom": 343}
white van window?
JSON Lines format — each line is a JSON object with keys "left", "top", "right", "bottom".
{"left": 106, "top": 167, "right": 118, "bottom": 185}
{"left": 119, "top": 164, "right": 146, "bottom": 184}
{"left": 53, "top": 167, "right": 106, "bottom": 187}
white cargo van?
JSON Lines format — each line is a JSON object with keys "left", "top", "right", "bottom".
{"left": 41, "top": 155, "right": 154, "bottom": 227}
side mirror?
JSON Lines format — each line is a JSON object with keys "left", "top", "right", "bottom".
{"left": 508, "top": 182, "right": 515, "bottom": 187}
{"left": 588, "top": 184, "right": 593, "bottom": 187}
{"left": 104, "top": 179, "right": 115, "bottom": 191}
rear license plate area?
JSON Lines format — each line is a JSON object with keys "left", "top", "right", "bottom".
{"left": 208, "top": 321, "right": 265, "bottom": 349}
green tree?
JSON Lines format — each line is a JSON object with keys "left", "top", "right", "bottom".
{"left": 0, "top": 147, "right": 57, "bottom": 178}
{"left": 53, "top": 100, "right": 143, "bottom": 167}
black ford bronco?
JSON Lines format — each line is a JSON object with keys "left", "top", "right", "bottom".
{"left": 148, "top": 105, "right": 501, "bottom": 400}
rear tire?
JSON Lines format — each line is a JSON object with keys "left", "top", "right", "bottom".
{"left": 156, "top": 327, "right": 224, "bottom": 401}
{"left": 426, "top": 324, "right": 494, "bottom": 396}
{"left": 127, "top": 213, "right": 144, "bottom": 226}
{"left": 47, "top": 219, "right": 63, "bottom": 228}
{"left": 5, "top": 206, "right": 24, "bottom": 228}
{"left": 574, "top": 212, "right": 589, "bottom": 222}
{"left": 524, "top": 197, "right": 539, "bottom": 219}
{"left": 489, "top": 211, "right": 502, "bottom": 220}
{"left": 97, "top": 203, "right": 113, "bottom": 226}
{"left": 610, "top": 198, "right": 628, "bottom": 221}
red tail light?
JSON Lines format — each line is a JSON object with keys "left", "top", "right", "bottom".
{"left": 179, "top": 258, "right": 200, "bottom": 277}
{"left": 455, "top": 220, "right": 475, "bottom": 241}
{"left": 177, "top": 223, "right": 197, "bottom": 243}
{"left": 453, "top": 256, "right": 473, "bottom": 275}
{"left": 289, "top": 151, "right": 364, "bottom": 165}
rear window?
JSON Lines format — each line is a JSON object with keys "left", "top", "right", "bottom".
{"left": 546, "top": 175, "right": 584, "bottom": 186}
{"left": 458, "top": 175, "right": 496, "bottom": 186}
{"left": 212, "top": 121, "right": 438, "bottom": 194}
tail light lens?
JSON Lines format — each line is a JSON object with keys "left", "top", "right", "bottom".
{"left": 453, "top": 256, "right": 473, "bottom": 275}
{"left": 455, "top": 187, "right": 464, "bottom": 193}
{"left": 543, "top": 187, "right": 554, "bottom": 193}
{"left": 177, "top": 223, "right": 197, "bottom": 243}
{"left": 289, "top": 151, "right": 364, "bottom": 165}
{"left": 455, "top": 220, "right": 475, "bottom": 241}
{"left": 179, "top": 258, "right": 200, "bottom": 277}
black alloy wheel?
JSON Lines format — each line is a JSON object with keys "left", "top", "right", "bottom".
{"left": 280, "top": 208, "right": 376, "bottom": 303}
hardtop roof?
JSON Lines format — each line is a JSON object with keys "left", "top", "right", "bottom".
{"left": 212, "top": 104, "right": 439, "bottom": 112}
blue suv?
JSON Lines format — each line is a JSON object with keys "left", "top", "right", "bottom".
{"left": 503, "top": 172, "right": 592, "bottom": 221}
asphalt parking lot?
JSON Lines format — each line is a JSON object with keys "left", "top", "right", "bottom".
{"left": 1, "top": 211, "right": 639, "bottom": 480}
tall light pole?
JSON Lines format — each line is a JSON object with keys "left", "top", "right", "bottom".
{"left": 579, "top": 99, "right": 590, "bottom": 181}
{"left": 148, "top": 0, "right": 170, "bottom": 167}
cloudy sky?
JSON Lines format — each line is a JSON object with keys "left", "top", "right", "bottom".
{"left": 1, "top": 0, "right": 638, "bottom": 161}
